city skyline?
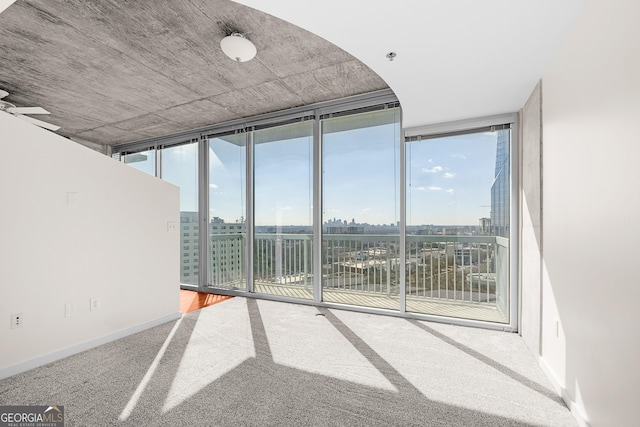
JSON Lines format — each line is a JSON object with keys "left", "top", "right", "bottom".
{"left": 127, "top": 125, "right": 503, "bottom": 227}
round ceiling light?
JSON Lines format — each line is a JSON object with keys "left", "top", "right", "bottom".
{"left": 220, "top": 33, "right": 257, "bottom": 62}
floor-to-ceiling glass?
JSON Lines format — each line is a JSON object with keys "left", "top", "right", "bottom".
{"left": 123, "top": 149, "right": 155, "bottom": 175}
{"left": 207, "top": 134, "right": 246, "bottom": 289}
{"left": 321, "top": 109, "right": 401, "bottom": 309}
{"left": 115, "top": 93, "right": 515, "bottom": 328}
{"left": 405, "top": 129, "right": 510, "bottom": 323}
{"left": 253, "top": 122, "right": 314, "bottom": 299}
{"left": 161, "top": 142, "right": 199, "bottom": 286}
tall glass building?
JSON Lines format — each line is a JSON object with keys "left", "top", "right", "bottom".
{"left": 491, "top": 130, "right": 510, "bottom": 238}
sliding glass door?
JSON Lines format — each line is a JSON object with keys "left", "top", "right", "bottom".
{"left": 321, "top": 109, "right": 401, "bottom": 309}
{"left": 253, "top": 122, "right": 314, "bottom": 299}
{"left": 123, "top": 149, "right": 156, "bottom": 175}
{"left": 405, "top": 129, "right": 510, "bottom": 323}
{"left": 116, "top": 93, "right": 514, "bottom": 327}
{"left": 161, "top": 142, "right": 199, "bottom": 286}
{"left": 207, "top": 134, "right": 246, "bottom": 290}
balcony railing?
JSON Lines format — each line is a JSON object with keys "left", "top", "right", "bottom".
{"left": 209, "top": 233, "right": 245, "bottom": 288}
{"left": 254, "top": 233, "right": 312, "bottom": 290}
{"left": 208, "top": 233, "right": 508, "bottom": 313}
{"left": 322, "top": 234, "right": 399, "bottom": 295}
{"left": 406, "top": 235, "right": 509, "bottom": 315}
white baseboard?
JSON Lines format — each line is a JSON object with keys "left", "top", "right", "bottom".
{"left": 539, "top": 357, "right": 591, "bottom": 427}
{"left": 0, "top": 313, "right": 181, "bottom": 380}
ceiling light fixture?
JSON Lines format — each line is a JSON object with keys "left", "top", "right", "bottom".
{"left": 220, "top": 33, "right": 257, "bottom": 62}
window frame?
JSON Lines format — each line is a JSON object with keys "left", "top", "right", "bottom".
{"left": 113, "top": 92, "right": 518, "bottom": 330}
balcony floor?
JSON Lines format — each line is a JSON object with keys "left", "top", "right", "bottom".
{"left": 253, "top": 283, "right": 508, "bottom": 324}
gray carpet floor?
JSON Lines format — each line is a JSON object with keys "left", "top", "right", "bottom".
{"left": 0, "top": 297, "right": 576, "bottom": 426}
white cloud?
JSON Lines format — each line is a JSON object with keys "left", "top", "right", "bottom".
{"left": 428, "top": 158, "right": 433, "bottom": 163}
{"left": 446, "top": 188, "right": 455, "bottom": 194}
{"left": 280, "top": 206, "right": 292, "bottom": 211}
{"left": 413, "top": 186, "right": 441, "bottom": 191}
{"left": 451, "top": 153, "right": 467, "bottom": 159}
{"left": 421, "top": 166, "right": 443, "bottom": 173}
{"left": 443, "top": 172, "right": 456, "bottom": 179}
{"left": 209, "top": 183, "right": 218, "bottom": 189}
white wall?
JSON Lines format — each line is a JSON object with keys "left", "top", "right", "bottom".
{"left": 519, "top": 82, "right": 542, "bottom": 356}
{"left": 540, "top": 0, "right": 640, "bottom": 425}
{"left": 0, "top": 112, "right": 180, "bottom": 377}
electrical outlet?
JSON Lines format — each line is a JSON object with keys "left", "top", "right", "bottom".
{"left": 65, "top": 303, "right": 77, "bottom": 317}
{"left": 90, "top": 297, "right": 101, "bottom": 311}
{"left": 167, "top": 221, "right": 177, "bottom": 232}
{"left": 10, "top": 313, "right": 23, "bottom": 329}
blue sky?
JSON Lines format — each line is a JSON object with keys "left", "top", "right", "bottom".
{"left": 161, "top": 144, "right": 199, "bottom": 214}
{"left": 323, "top": 123, "right": 400, "bottom": 226}
{"left": 209, "top": 136, "right": 246, "bottom": 223}
{"left": 407, "top": 132, "right": 498, "bottom": 225}
{"left": 254, "top": 135, "right": 313, "bottom": 226}
{"left": 128, "top": 125, "right": 501, "bottom": 227}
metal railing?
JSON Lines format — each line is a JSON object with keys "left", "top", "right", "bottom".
{"left": 405, "top": 235, "right": 506, "bottom": 304}
{"left": 322, "top": 234, "right": 399, "bottom": 295}
{"left": 206, "top": 233, "right": 508, "bottom": 307}
{"left": 209, "top": 233, "right": 245, "bottom": 288}
{"left": 254, "top": 233, "right": 312, "bottom": 290}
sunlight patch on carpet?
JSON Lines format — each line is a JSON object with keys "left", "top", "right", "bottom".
{"left": 119, "top": 317, "right": 183, "bottom": 421}
{"left": 162, "top": 298, "right": 255, "bottom": 412}
{"left": 257, "top": 300, "right": 398, "bottom": 393}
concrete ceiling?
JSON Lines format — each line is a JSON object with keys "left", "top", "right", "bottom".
{"left": 0, "top": 0, "right": 388, "bottom": 147}
{"left": 236, "top": 0, "right": 589, "bottom": 129}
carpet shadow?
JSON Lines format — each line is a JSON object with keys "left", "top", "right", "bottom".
{"left": 0, "top": 301, "right": 564, "bottom": 426}
{"left": 118, "top": 310, "right": 202, "bottom": 426}
{"left": 149, "top": 302, "right": 540, "bottom": 427}
{"left": 407, "top": 319, "right": 565, "bottom": 405}
{"left": 0, "top": 312, "right": 202, "bottom": 427}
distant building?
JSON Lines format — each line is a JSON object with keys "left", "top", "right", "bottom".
{"left": 326, "top": 225, "right": 365, "bottom": 234}
{"left": 479, "top": 217, "right": 491, "bottom": 234}
{"left": 491, "top": 130, "right": 510, "bottom": 237}
{"left": 180, "top": 213, "right": 246, "bottom": 286}
{"left": 210, "top": 216, "right": 246, "bottom": 234}
{"left": 209, "top": 217, "right": 245, "bottom": 287}
{"left": 180, "top": 212, "right": 199, "bottom": 286}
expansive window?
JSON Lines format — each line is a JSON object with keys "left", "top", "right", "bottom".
{"left": 123, "top": 149, "right": 155, "bottom": 175}
{"left": 253, "top": 121, "right": 314, "bottom": 299}
{"left": 322, "top": 109, "right": 401, "bottom": 309}
{"left": 405, "top": 129, "right": 510, "bottom": 322}
{"left": 208, "top": 134, "right": 246, "bottom": 289}
{"left": 161, "top": 142, "right": 199, "bottom": 286}
{"left": 115, "top": 92, "right": 514, "bottom": 328}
